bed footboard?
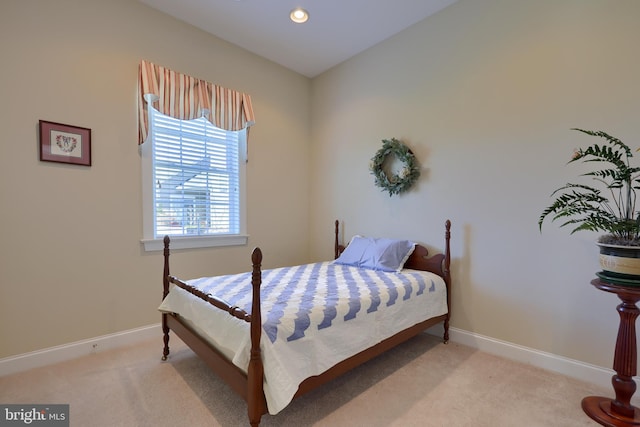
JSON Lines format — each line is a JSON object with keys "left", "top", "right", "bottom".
{"left": 161, "top": 238, "right": 267, "bottom": 426}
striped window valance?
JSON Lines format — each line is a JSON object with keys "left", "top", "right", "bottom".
{"left": 138, "top": 60, "right": 255, "bottom": 144}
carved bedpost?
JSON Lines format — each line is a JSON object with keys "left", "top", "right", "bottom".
{"left": 443, "top": 220, "right": 452, "bottom": 344}
{"left": 248, "top": 247, "right": 265, "bottom": 427}
{"left": 162, "top": 235, "right": 171, "bottom": 361}
{"left": 334, "top": 220, "right": 340, "bottom": 260}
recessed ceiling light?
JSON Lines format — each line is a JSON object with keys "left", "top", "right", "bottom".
{"left": 290, "top": 8, "right": 309, "bottom": 24}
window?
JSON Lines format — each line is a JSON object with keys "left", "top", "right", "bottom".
{"left": 137, "top": 60, "right": 254, "bottom": 250}
{"left": 141, "top": 107, "right": 247, "bottom": 251}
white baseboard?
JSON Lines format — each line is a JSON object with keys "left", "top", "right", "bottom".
{"left": 428, "top": 326, "right": 616, "bottom": 390}
{"left": 1, "top": 323, "right": 618, "bottom": 390}
{"left": 0, "top": 324, "right": 161, "bottom": 377}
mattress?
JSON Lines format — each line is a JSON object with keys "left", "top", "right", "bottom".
{"left": 158, "top": 261, "right": 447, "bottom": 414}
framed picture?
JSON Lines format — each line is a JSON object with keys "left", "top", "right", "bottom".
{"left": 39, "top": 120, "right": 91, "bottom": 166}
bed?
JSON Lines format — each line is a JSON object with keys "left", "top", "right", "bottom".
{"left": 159, "top": 219, "right": 451, "bottom": 426}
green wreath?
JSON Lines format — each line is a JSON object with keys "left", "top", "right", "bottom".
{"left": 369, "top": 138, "right": 420, "bottom": 196}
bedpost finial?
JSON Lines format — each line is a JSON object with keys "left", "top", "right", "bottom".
{"left": 334, "top": 220, "right": 341, "bottom": 260}
{"left": 251, "top": 247, "right": 262, "bottom": 265}
{"left": 163, "top": 235, "right": 170, "bottom": 247}
{"left": 444, "top": 219, "right": 451, "bottom": 245}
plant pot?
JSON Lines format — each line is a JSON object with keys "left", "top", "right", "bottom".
{"left": 598, "top": 243, "right": 640, "bottom": 284}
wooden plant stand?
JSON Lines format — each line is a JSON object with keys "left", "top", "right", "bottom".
{"left": 582, "top": 279, "right": 640, "bottom": 426}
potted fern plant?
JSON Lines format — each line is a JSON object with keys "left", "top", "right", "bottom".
{"left": 538, "top": 128, "right": 640, "bottom": 283}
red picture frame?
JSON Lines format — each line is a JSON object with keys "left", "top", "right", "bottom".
{"left": 39, "top": 120, "right": 91, "bottom": 166}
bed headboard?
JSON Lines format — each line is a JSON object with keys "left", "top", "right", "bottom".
{"left": 333, "top": 219, "right": 451, "bottom": 285}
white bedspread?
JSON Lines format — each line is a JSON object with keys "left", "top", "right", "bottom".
{"left": 158, "top": 261, "right": 447, "bottom": 414}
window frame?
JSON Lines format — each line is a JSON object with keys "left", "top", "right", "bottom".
{"left": 140, "top": 108, "right": 248, "bottom": 252}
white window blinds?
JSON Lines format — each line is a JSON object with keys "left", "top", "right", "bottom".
{"left": 150, "top": 106, "right": 242, "bottom": 238}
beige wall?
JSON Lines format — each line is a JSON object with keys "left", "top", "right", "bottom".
{"left": 310, "top": 0, "right": 640, "bottom": 368}
{"left": 0, "top": 0, "right": 310, "bottom": 358}
{"left": 3, "top": 0, "right": 640, "bottom": 375}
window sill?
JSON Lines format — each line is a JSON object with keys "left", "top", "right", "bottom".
{"left": 141, "top": 234, "right": 249, "bottom": 251}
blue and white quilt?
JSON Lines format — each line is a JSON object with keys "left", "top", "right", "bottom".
{"left": 158, "top": 261, "right": 447, "bottom": 414}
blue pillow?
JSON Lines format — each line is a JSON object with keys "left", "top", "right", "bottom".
{"left": 334, "top": 236, "right": 415, "bottom": 272}
{"left": 334, "top": 235, "right": 369, "bottom": 265}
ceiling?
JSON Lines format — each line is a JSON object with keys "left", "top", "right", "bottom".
{"left": 138, "top": 0, "right": 459, "bottom": 78}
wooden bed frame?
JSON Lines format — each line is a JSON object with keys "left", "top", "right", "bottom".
{"left": 161, "top": 219, "right": 451, "bottom": 426}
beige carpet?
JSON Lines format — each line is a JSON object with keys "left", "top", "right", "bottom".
{"left": 0, "top": 333, "right": 624, "bottom": 426}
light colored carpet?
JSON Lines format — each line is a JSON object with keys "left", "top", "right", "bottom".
{"left": 0, "top": 333, "right": 623, "bottom": 426}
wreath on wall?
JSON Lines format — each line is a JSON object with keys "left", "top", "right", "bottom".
{"left": 369, "top": 138, "right": 420, "bottom": 196}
